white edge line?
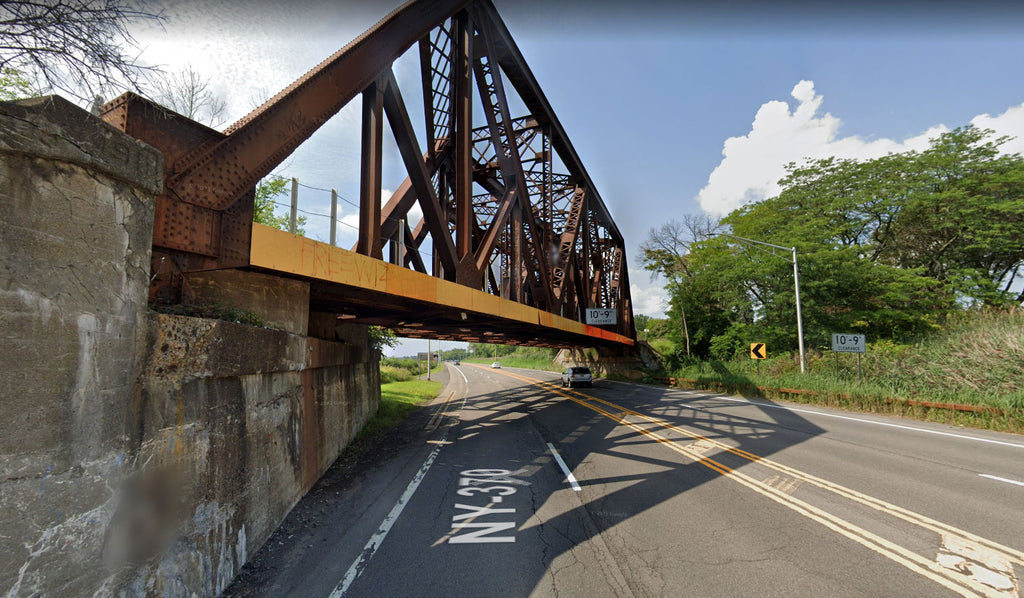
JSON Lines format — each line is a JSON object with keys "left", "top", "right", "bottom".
{"left": 546, "top": 442, "right": 582, "bottom": 491}
{"left": 709, "top": 395, "right": 1024, "bottom": 449}
{"left": 329, "top": 374, "right": 468, "bottom": 597}
{"left": 605, "top": 380, "right": 1024, "bottom": 450}
{"left": 979, "top": 474, "right": 1024, "bottom": 488}
{"left": 328, "top": 443, "right": 442, "bottom": 597}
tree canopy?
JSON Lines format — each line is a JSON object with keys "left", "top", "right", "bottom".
{"left": 253, "top": 175, "right": 306, "bottom": 234}
{"left": 643, "top": 126, "right": 1024, "bottom": 360}
{"left": 0, "top": 67, "right": 35, "bottom": 100}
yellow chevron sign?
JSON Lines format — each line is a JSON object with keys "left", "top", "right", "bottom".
{"left": 750, "top": 343, "right": 766, "bottom": 359}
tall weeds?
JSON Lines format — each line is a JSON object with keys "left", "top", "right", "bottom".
{"left": 672, "top": 309, "right": 1024, "bottom": 411}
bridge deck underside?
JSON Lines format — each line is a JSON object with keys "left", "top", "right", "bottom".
{"left": 248, "top": 224, "right": 633, "bottom": 348}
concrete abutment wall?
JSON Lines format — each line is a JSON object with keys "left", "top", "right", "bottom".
{"left": 555, "top": 341, "right": 663, "bottom": 379}
{"left": 0, "top": 96, "right": 379, "bottom": 596}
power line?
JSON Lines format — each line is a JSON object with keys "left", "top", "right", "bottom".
{"left": 295, "top": 181, "right": 362, "bottom": 211}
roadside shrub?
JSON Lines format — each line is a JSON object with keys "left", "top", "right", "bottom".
{"left": 649, "top": 338, "right": 675, "bottom": 357}
{"left": 380, "top": 365, "right": 412, "bottom": 384}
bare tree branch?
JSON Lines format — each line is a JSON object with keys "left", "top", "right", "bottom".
{"left": 152, "top": 65, "right": 226, "bottom": 128}
{"left": 640, "top": 213, "right": 721, "bottom": 280}
{"left": 0, "top": 0, "right": 162, "bottom": 101}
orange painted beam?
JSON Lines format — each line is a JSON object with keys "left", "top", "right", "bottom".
{"left": 249, "top": 223, "right": 634, "bottom": 346}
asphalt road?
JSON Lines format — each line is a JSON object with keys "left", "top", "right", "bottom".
{"left": 224, "top": 364, "right": 1024, "bottom": 597}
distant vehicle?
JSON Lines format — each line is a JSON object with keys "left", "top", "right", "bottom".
{"left": 491, "top": 362, "right": 501, "bottom": 368}
{"left": 561, "top": 366, "right": 592, "bottom": 388}
{"left": 453, "top": 360, "right": 460, "bottom": 365}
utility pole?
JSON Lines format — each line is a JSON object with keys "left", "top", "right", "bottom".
{"left": 792, "top": 246, "right": 806, "bottom": 373}
{"left": 712, "top": 233, "right": 807, "bottom": 373}
{"left": 427, "top": 338, "right": 431, "bottom": 381}
{"left": 330, "top": 189, "right": 338, "bottom": 246}
{"left": 680, "top": 303, "right": 691, "bottom": 356}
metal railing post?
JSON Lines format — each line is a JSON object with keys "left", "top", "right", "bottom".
{"left": 330, "top": 189, "right": 338, "bottom": 246}
{"left": 398, "top": 218, "right": 405, "bottom": 265}
{"left": 289, "top": 177, "right": 298, "bottom": 234}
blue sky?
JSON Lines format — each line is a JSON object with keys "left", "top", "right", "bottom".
{"left": 129, "top": 0, "right": 1024, "bottom": 357}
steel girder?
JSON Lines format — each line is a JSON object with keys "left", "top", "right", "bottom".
{"left": 99, "top": 0, "right": 635, "bottom": 341}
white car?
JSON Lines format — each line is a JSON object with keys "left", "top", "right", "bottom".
{"left": 491, "top": 362, "right": 501, "bottom": 368}
{"left": 561, "top": 366, "right": 592, "bottom": 388}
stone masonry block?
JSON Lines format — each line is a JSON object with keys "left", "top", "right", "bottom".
{"left": 184, "top": 269, "right": 310, "bottom": 335}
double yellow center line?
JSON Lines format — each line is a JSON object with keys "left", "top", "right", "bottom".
{"left": 470, "top": 365, "right": 1021, "bottom": 598}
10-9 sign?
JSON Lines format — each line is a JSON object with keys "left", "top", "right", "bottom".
{"left": 831, "top": 333, "right": 866, "bottom": 353}
{"left": 585, "top": 309, "right": 616, "bottom": 326}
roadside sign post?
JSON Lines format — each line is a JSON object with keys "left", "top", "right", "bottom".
{"left": 831, "top": 333, "right": 866, "bottom": 382}
{"left": 750, "top": 342, "right": 766, "bottom": 374}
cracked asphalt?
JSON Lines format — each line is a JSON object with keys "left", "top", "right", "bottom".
{"left": 224, "top": 364, "right": 1024, "bottom": 597}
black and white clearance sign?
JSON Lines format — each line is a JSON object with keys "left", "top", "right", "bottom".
{"left": 585, "top": 308, "right": 616, "bottom": 326}
{"left": 831, "top": 333, "right": 866, "bottom": 353}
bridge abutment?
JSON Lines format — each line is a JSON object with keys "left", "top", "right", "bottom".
{"left": 184, "top": 269, "right": 311, "bottom": 335}
{"left": 0, "top": 96, "right": 379, "bottom": 597}
{"left": 556, "top": 341, "right": 663, "bottom": 379}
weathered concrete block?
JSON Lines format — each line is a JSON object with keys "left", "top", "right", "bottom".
{"left": 119, "top": 314, "right": 379, "bottom": 595}
{"left": 184, "top": 269, "right": 310, "bottom": 335}
{"left": 0, "top": 95, "right": 380, "bottom": 598}
{"left": 0, "top": 96, "right": 162, "bottom": 195}
{"left": 0, "top": 96, "right": 160, "bottom": 596}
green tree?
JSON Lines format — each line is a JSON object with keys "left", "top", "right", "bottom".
{"left": 254, "top": 175, "right": 306, "bottom": 234}
{"left": 633, "top": 313, "right": 652, "bottom": 335}
{"left": 639, "top": 214, "right": 722, "bottom": 358}
{"left": 0, "top": 67, "right": 35, "bottom": 100}
{"left": 679, "top": 125, "right": 1024, "bottom": 358}
{"left": 438, "top": 347, "right": 470, "bottom": 361}
{"left": 368, "top": 326, "right": 398, "bottom": 352}
{"left": 469, "top": 343, "right": 516, "bottom": 358}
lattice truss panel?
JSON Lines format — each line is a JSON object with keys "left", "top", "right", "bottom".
{"left": 415, "top": 6, "right": 631, "bottom": 331}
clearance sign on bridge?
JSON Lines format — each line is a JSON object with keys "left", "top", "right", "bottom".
{"left": 585, "top": 309, "right": 616, "bottom": 326}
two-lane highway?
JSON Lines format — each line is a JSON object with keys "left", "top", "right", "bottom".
{"left": 225, "top": 364, "right": 1024, "bottom": 597}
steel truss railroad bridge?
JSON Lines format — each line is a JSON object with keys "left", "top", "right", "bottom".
{"left": 101, "top": 0, "right": 635, "bottom": 349}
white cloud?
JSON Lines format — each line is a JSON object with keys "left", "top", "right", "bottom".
{"left": 628, "top": 269, "right": 668, "bottom": 318}
{"left": 696, "top": 80, "right": 962, "bottom": 216}
{"left": 340, "top": 213, "right": 360, "bottom": 231}
{"left": 971, "top": 102, "right": 1024, "bottom": 155}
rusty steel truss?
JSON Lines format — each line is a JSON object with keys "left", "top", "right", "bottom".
{"left": 100, "top": 0, "right": 635, "bottom": 344}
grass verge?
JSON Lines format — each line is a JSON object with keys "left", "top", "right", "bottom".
{"left": 465, "top": 356, "right": 560, "bottom": 371}
{"left": 343, "top": 378, "right": 442, "bottom": 455}
{"left": 648, "top": 310, "right": 1024, "bottom": 434}
{"left": 648, "top": 369, "right": 1024, "bottom": 434}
